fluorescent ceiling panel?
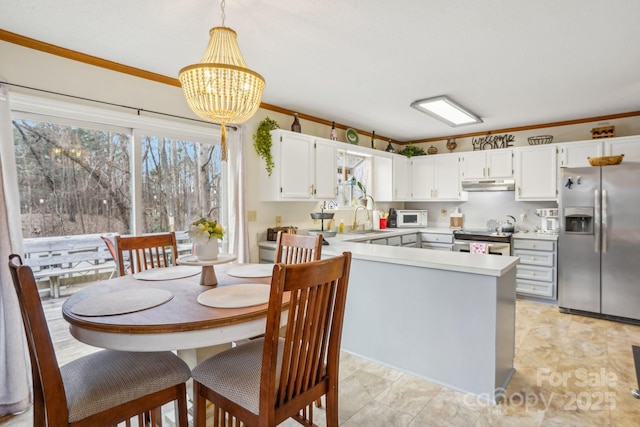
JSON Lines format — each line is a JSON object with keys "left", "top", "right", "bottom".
{"left": 410, "top": 96, "right": 482, "bottom": 127}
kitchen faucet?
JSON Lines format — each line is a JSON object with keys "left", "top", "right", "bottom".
{"left": 352, "top": 205, "right": 370, "bottom": 231}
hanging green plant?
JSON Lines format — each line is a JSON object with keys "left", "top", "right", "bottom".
{"left": 253, "top": 117, "right": 280, "bottom": 176}
{"left": 398, "top": 145, "right": 426, "bottom": 157}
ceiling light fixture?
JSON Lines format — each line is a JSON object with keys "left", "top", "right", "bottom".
{"left": 410, "top": 96, "right": 482, "bottom": 127}
{"left": 179, "top": 0, "right": 265, "bottom": 160}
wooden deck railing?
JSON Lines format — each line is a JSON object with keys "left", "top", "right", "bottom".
{"left": 23, "top": 231, "right": 191, "bottom": 298}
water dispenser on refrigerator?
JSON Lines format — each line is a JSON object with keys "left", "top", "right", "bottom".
{"left": 563, "top": 207, "right": 594, "bottom": 234}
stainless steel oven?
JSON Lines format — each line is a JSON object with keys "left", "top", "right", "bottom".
{"left": 452, "top": 230, "right": 512, "bottom": 256}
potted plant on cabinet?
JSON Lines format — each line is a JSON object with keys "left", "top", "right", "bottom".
{"left": 253, "top": 117, "right": 279, "bottom": 176}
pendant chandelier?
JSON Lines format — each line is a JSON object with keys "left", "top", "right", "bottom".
{"left": 179, "top": 0, "right": 265, "bottom": 161}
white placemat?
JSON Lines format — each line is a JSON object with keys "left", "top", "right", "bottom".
{"left": 227, "top": 264, "right": 274, "bottom": 278}
{"left": 133, "top": 265, "right": 201, "bottom": 281}
{"left": 71, "top": 288, "right": 174, "bottom": 316}
{"left": 197, "top": 284, "right": 271, "bottom": 309}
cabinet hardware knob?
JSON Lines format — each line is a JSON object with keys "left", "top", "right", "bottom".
{"left": 531, "top": 257, "right": 536, "bottom": 260}
{"left": 530, "top": 272, "right": 535, "bottom": 275}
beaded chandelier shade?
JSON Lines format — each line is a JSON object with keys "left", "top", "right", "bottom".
{"left": 179, "top": 3, "right": 265, "bottom": 161}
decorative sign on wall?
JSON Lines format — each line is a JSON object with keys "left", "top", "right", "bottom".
{"left": 472, "top": 133, "right": 515, "bottom": 151}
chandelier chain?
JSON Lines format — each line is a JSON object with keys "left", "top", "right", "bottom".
{"left": 220, "top": 0, "right": 226, "bottom": 26}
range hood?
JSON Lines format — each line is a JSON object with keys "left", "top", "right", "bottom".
{"left": 461, "top": 178, "right": 515, "bottom": 192}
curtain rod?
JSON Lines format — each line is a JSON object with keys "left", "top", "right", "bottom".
{"left": 1, "top": 81, "right": 238, "bottom": 131}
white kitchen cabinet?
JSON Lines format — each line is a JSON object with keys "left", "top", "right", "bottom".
{"left": 313, "top": 139, "right": 338, "bottom": 199}
{"left": 513, "top": 238, "right": 556, "bottom": 300}
{"left": 514, "top": 145, "right": 557, "bottom": 201}
{"left": 460, "top": 149, "right": 513, "bottom": 180}
{"left": 558, "top": 136, "right": 640, "bottom": 168}
{"left": 401, "top": 233, "right": 418, "bottom": 247}
{"left": 557, "top": 140, "right": 603, "bottom": 168}
{"left": 411, "top": 154, "right": 461, "bottom": 201}
{"left": 371, "top": 154, "right": 393, "bottom": 202}
{"left": 259, "top": 130, "right": 337, "bottom": 201}
{"left": 421, "top": 232, "right": 453, "bottom": 251}
{"left": 392, "top": 155, "right": 411, "bottom": 200}
{"left": 604, "top": 135, "right": 640, "bottom": 161}
{"left": 410, "top": 156, "right": 434, "bottom": 200}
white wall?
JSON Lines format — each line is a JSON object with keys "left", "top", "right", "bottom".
{"left": 3, "top": 40, "right": 640, "bottom": 261}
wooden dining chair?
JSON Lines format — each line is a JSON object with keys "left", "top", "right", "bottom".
{"left": 274, "top": 231, "right": 322, "bottom": 264}
{"left": 99, "top": 233, "right": 122, "bottom": 278}
{"left": 191, "top": 251, "right": 352, "bottom": 427}
{"left": 8, "top": 254, "right": 191, "bottom": 427}
{"left": 115, "top": 232, "right": 178, "bottom": 276}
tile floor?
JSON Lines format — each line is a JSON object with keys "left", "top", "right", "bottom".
{"left": 2, "top": 298, "right": 640, "bottom": 426}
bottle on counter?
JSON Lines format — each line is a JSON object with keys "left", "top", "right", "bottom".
{"left": 330, "top": 121, "right": 337, "bottom": 141}
{"left": 291, "top": 113, "right": 301, "bottom": 133}
{"left": 372, "top": 210, "right": 380, "bottom": 230}
{"left": 339, "top": 219, "right": 345, "bottom": 234}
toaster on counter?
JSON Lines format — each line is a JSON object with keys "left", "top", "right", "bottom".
{"left": 267, "top": 226, "right": 297, "bottom": 241}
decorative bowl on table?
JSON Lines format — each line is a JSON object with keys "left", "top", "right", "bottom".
{"left": 587, "top": 154, "right": 624, "bottom": 166}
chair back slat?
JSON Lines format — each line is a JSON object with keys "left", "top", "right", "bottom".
{"left": 115, "top": 232, "right": 178, "bottom": 275}
{"left": 274, "top": 232, "right": 322, "bottom": 265}
{"left": 8, "top": 255, "right": 69, "bottom": 425}
{"left": 261, "top": 252, "right": 352, "bottom": 416}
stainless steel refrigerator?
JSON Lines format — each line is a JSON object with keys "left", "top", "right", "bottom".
{"left": 559, "top": 163, "right": 640, "bottom": 321}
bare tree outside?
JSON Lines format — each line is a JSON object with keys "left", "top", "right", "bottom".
{"left": 13, "top": 119, "right": 222, "bottom": 238}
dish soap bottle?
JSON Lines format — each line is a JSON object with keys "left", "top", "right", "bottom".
{"left": 339, "top": 219, "right": 345, "bottom": 234}
{"left": 291, "top": 113, "right": 301, "bottom": 133}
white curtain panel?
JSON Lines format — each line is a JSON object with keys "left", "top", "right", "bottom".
{"left": 0, "top": 79, "right": 32, "bottom": 415}
{"left": 227, "top": 127, "right": 250, "bottom": 263}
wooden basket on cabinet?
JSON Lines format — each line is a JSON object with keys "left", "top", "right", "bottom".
{"left": 587, "top": 154, "right": 624, "bottom": 166}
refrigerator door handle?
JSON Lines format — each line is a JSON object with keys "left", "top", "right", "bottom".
{"left": 594, "top": 189, "right": 600, "bottom": 253}
{"left": 602, "top": 189, "right": 608, "bottom": 253}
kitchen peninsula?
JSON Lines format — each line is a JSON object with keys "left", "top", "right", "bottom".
{"left": 259, "top": 230, "right": 519, "bottom": 402}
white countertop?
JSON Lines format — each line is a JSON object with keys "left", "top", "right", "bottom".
{"left": 512, "top": 232, "right": 558, "bottom": 241}
{"left": 259, "top": 227, "right": 519, "bottom": 277}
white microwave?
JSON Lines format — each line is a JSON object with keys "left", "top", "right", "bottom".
{"left": 396, "top": 210, "right": 428, "bottom": 228}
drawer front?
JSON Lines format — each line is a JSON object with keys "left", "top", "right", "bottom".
{"left": 513, "top": 239, "right": 555, "bottom": 251}
{"left": 370, "top": 238, "right": 387, "bottom": 245}
{"left": 513, "top": 249, "right": 554, "bottom": 267}
{"left": 422, "top": 233, "right": 454, "bottom": 244}
{"left": 402, "top": 233, "right": 418, "bottom": 244}
{"left": 387, "top": 236, "right": 402, "bottom": 246}
{"left": 423, "top": 244, "right": 453, "bottom": 251}
{"left": 516, "top": 265, "right": 554, "bottom": 282}
{"left": 516, "top": 278, "right": 554, "bottom": 298}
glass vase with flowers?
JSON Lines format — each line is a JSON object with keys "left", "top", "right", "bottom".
{"left": 188, "top": 217, "right": 224, "bottom": 261}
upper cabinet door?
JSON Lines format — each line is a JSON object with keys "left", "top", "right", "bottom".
{"left": 558, "top": 140, "right": 603, "bottom": 168}
{"left": 371, "top": 155, "right": 393, "bottom": 202}
{"left": 410, "top": 156, "right": 435, "bottom": 200}
{"left": 280, "top": 132, "right": 314, "bottom": 199}
{"left": 514, "top": 145, "right": 557, "bottom": 201}
{"left": 434, "top": 154, "right": 461, "bottom": 200}
{"left": 605, "top": 135, "right": 640, "bottom": 162}
{"left": 486, "top": 150, "right": 513, "bottom": 178}
{"left": 459, "top": 151, "right": 487, "bottom": 179}
{"left": 313, "top": 139, "right": 337, "bottom": 199}
{"left": 392, "top": 155, "right": 411, "bottom": 200}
